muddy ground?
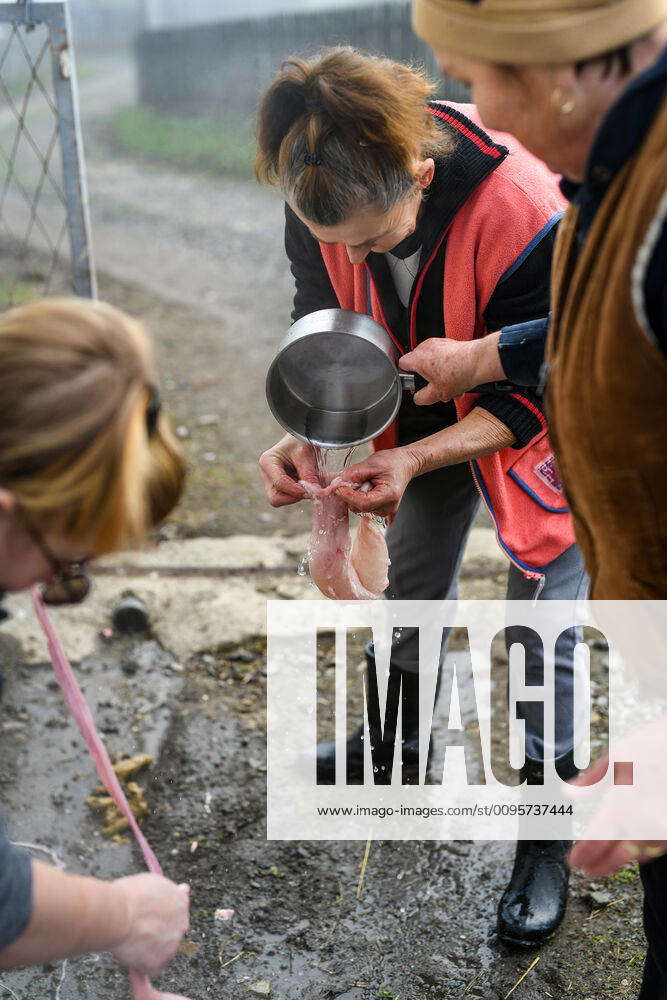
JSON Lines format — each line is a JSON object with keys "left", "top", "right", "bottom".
{"left": 0, "top": 50, "right": 647, "bottom": 1000}
{"left": 0, "top": 595, "right": 646, "bottom": 1000}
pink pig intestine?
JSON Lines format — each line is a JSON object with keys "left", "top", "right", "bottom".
{"left": 299, "top": 475, "right": 389, "bottom": 601}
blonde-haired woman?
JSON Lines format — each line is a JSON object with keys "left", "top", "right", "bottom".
{"left": 0, "top": 298, "right": 189, "bottom": 977}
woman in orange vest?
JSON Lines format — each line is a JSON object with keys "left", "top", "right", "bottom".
{"left": 257, "top": 47, "right": 587, "bottom": 947}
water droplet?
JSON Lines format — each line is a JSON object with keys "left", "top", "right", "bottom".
{"left": 297, "top": 559, "right": 307, "bottom": 577}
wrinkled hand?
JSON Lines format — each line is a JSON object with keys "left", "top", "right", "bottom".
{"left": 334, "top": 447, "right": 421, "bottom": 518}
{"left": 111, "top": 873, "right": 190, "bottom": 978}
{"left": 400, "top": 336, "right": 497, "bottom": 404}
{"left": 259, "top": 434, "right": 319, "bottom": 507}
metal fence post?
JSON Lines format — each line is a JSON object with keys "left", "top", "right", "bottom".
{"left": 47, "top": 0, "right": 96, "bottom": 298}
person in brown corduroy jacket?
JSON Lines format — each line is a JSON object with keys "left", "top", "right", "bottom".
{"left": 407, "top": 0, "right": 667, "bottom": 994}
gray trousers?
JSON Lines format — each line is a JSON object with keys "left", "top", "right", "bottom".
{"left": 384, "top": 460, "right": 589, "bottom": 763}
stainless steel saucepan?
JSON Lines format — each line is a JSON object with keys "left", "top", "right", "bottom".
{"left": 266, "top": 308, "right": 426, "bottom": 449}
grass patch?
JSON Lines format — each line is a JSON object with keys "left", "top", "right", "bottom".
{"left": 0, "top": 276, "right": 40, "bottom": 306}
{"left": 109, "top": 105, "right": 254, "bottom": 177}
{"left": 609, "top": 864, "right": 640, "bottom": 883}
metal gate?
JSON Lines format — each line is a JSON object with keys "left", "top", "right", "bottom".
{"left": 0, "top": 0, "right": 95, "bottom": 307}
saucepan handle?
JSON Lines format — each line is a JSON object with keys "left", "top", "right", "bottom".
{"left": 398, "top": 370, "right": 428, "bottom": 394}
{"left": 399, "top": 373, "right": 516, "bottom": 395}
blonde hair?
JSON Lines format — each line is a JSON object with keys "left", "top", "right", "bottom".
{"left": 256, "top": 47, "right": 455, "bottom": 226}
{"left": 0, "top": 298, "right": 185, "bottom": 556}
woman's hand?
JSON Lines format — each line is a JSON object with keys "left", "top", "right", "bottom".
{"left": 570, "top": 836, "right": 667, "bottom": 875}
{"left": 111, "top": 873, "right": 190, "bottom": 977}
{"left": 400, "top": 333, "right": 504, "bottom": 404}
{"left": 568, "top": 746, "right": 667, "bottom": 876}
{"left": 333, "top": 447, "right": 422, "bottom": 518}
{"left": 0, "top": 864, "right": 190, "bottom": 975}
{"left": 259, "top": 434, "right": 319, "bottom": 507}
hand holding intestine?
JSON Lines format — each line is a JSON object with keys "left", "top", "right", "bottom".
{"left": 332, "top": 447, "right": 421, "bottom": 519}
{"left": 300, "top": 474, "right": 389, "bottom": 601}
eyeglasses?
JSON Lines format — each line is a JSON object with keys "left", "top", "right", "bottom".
{"left": 146, "top": 385, "right": 161, "bottom": 438}
{"left": 22, "top": 516, "right": 91, "bottom": 606}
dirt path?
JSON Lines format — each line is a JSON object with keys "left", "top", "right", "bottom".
{"left": 81, "top": 55, "right": 312, "bottom": 537}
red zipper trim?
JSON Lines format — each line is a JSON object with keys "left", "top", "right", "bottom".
{"left": 429, "top": 106, "right": 504, "bottom": 159}
{"left": 508, "top": 392, "right": 547, "bottom": 429}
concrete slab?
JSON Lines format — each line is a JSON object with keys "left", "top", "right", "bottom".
{"left": 3, "top": 527, "right": 502, "bottom": 666}
{"left": 101, "top": 533, "right": 308, "bottom": 571}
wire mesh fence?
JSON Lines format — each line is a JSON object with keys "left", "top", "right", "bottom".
{"left": 0, "top": 0, "right": 95, "bottom": 309}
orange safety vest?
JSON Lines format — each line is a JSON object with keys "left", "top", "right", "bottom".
{"left": 319, "top": 104, "right": 576, "bottom": 577}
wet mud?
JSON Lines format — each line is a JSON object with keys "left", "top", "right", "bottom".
{"left": 0, "top": 627, "right": 646, "bottom": 1000}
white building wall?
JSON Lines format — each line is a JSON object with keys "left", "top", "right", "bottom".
{"left": 142, "top": 0, "right": 402, "bottom": 30}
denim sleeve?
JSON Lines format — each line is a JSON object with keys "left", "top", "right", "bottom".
{"left": 0, "top": 812, "right": 32, "bottom": 951}
{"left": 498, "top": 317, "right": 550, "bottom": 387}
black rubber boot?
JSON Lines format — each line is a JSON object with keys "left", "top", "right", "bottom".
{"left": 497, "top": 838, "right": 572, "bottom": 947}
{"left": 316, "top": 648, "right": 421, "bottom": 785}
{"left": 497, "top": 756, "right": 577, "bottom": 947}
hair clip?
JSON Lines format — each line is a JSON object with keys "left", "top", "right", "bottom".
{"left": 303, "top": 152, "right": 323, "bottom": 166}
